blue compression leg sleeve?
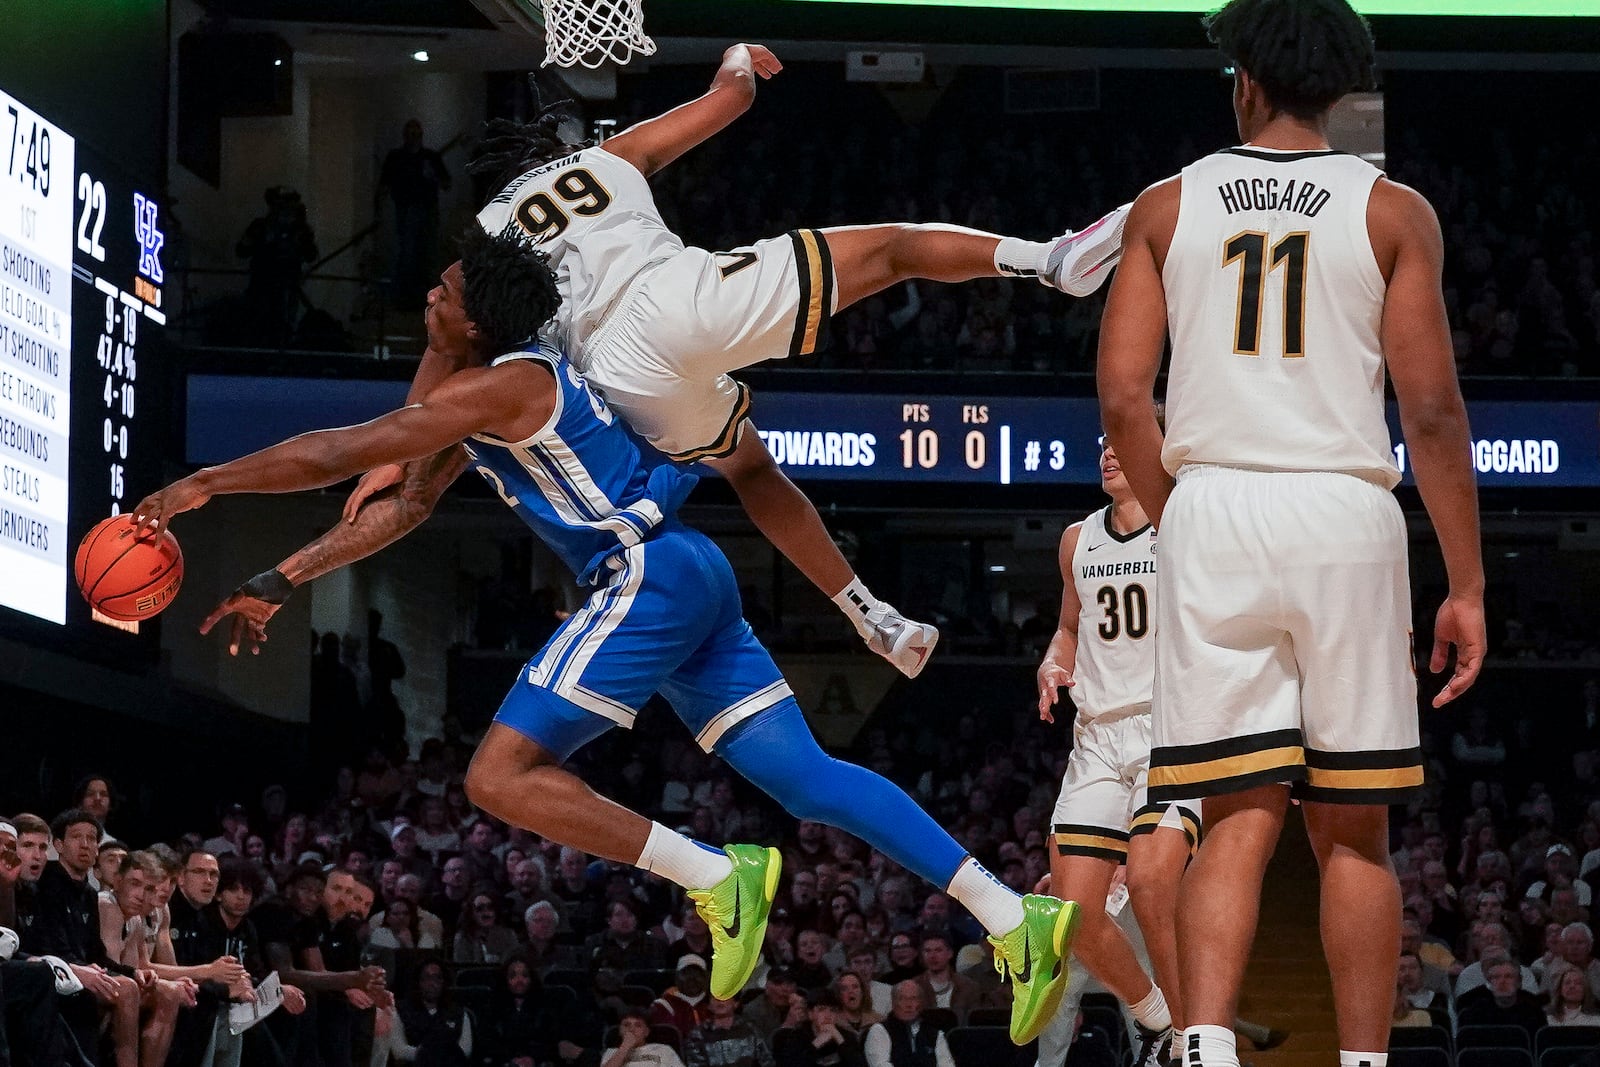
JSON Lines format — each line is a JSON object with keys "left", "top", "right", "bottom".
{"left": 717, "top": 699, "right": 968, "bottom": 887}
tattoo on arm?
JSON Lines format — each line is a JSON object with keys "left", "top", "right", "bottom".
{"left": 279, "top": 447, "right": 469, "bottom": 586}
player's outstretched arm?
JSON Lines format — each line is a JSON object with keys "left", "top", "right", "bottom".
{"left": 1036, "top": 522, "right": 1083, "bottom": 723}
{"left": 344, "top": 336, "right": 471, "bottom": 522}
{"left": 132, "top": 362, "right": 545, "bottom": 532}
{"left": 200, "top": 448, "right": 471, "bottom": 656}
{"left": 1374, "top": 180, "right": 1486, "bottom": 707}
{"left": 603, "top": 44, "right": 782, "bottom": 178}
{"left": 1098, "top": 182, "right": 1178, "bottom": 527}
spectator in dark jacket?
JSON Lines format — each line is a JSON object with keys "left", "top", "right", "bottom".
{"left": 586, "top": 900, "right": 667, "bottom": 973}
{"left": 1458, "top": 956, "right": 1550, "bottom": 1044}
{"left": 454, "top": 890, "right": 519, "bottom": 965}
{"left": 773, "top": 989, "right": 866, "bottom": 1067}
{"left": 389, "top": 959, "right": 474, "bottom": 1067}
{"left": 205, "top": 858, "right": 308, "bottom": 1067}
{"left": 685, "top": 995, "right": 774, "bottom": 1067}
{"left": 482, "top": 958, "right": 565, "bottom": 1066}
{"left": 25, "top": 809, "right": 140, "bottom": 1067}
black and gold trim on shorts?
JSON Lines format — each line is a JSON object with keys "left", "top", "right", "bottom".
{"left": 1293, "top": 746, "right": 1425, "bottom": 805}
{"left": 1148, "top": 729, "right": 1307, "bottom": 803}
{"left": 1129, "top": 802, "right": 1202, "bottom": 855}
{"left": 664, "top": 381, "right": 754, "bottom": 464}
{"left": 1052, "top": 823, "right": 1129, "bottom": 863}
{"left": 787, "top": 228, "right": 835, "bottom": 358}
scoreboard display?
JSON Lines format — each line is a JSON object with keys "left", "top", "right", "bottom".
{"left": 749, "top": 393, "right": 1600, "bottom": 488}
{"left": 187, "top": 377, "right": 1600, "bottom": 491}
{"left": 0, "top": 84, "right": 165, "bottom": 650}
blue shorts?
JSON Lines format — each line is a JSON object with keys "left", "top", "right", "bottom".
{"left": 494, "top": 526, "right": 792, "bottom": 762}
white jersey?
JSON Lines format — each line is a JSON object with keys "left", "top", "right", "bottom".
{"left": 1160, "top": 147, "right": 1399, "bottom": 488}
{"left": 477, "top": 146, "right": 684, "bottom": 359}
{"left": 1069, "top": 507, "right": 1157, "bottom": 722}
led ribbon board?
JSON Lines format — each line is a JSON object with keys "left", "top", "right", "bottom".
{"left": 775, "top": 0, "right": 1600, "bottom": 13}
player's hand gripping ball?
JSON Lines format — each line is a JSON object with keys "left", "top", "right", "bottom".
{"left": 74, "top": 514, "right": 184, "bottom": 621}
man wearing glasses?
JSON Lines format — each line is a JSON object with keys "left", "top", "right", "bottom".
{"left": 162, "top": 849, "right": 251, "bottom": 1067}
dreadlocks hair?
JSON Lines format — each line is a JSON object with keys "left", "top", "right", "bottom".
{"left": 1203, "top": 0, "right": 1377, "bottom": 120}
{"left": 457, "top": 224, "right": 562, "bottom": 350}
{"left": 467, "top": 98, "right": 590, "bottom": 192}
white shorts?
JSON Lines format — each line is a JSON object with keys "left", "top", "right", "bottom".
{"left": 1051, "top": 709, "right": 1201, "bottom": 863}
{"left": 1148, "top": 465, "right": 1422, "bottom": 806}
{"left": 577, "top": 229, "right": 837, "bottom": 462}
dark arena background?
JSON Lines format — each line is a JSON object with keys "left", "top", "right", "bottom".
{"left": 4, "top": 2, "right": 1600, "bottom": 1065}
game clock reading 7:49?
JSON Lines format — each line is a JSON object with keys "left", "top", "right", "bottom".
{"left": 6, "top": 100, "right": 54, "bottom": 199}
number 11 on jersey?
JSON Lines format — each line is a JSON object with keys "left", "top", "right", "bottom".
{"left": 1223, "top": 230, "right": 1309, "bottom": 359}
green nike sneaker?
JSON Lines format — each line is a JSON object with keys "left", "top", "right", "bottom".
{"left": 990, "top": 894, "right": 1081, "bottom": 1044}
{"left": 688, "top": 843, "right": 782, "bottom": 999}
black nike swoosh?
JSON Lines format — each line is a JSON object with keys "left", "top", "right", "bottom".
{"left": 1085, "top": 543, "right": 1106, "bottom": 552}
{"left": 1013, "top": 927, "right": 1032, "bottom": 985}
{"left": 723, "top": 879, "right": 741, "bottom": 939}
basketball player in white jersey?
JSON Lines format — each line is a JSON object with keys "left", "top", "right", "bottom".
{"left": 1037, "top": 432, "right": 1198, "bottom": 1067}
{"left": 1096, "top": 3, "right": 1485, "bottom": 1066}
{"left": 351, "top": 43, "right": 1127, "bottom": 680}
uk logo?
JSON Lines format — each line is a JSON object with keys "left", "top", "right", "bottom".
{"left": 133, "top": 192, "right": 165, "bottom": 284}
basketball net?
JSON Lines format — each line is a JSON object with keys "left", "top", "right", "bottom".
{"left": 541, "top": 0, "right": 656, "bottom": 68}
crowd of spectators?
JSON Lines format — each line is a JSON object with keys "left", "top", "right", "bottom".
{"left": 7, "top": 615, "right": 1597, "bottom": 1067}
{"left": 1392, "top": 673, "right": 1600, "bottom": 1057}
{"left": 198, "top": 64, "right": 1600, "bottom": 379}
{"left": 637, "top": 65, "right": 1600, "bottom": 380}
{"left": 612, "top": 65, "right": 1210, "bottom": 378}
{"left": 1386, "top": 73, "right": 1600, "bottom": 379}
{"left": 0, "top": 684, "right": 1129, "bottom": 1067}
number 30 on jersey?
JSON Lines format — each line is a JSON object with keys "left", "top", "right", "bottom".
{"left": 1095, "top": 583, "right": 1149, "bottom": 641}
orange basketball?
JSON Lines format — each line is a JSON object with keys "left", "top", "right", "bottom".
{"left": 74, "top": 514, "right": 184, "bottom": 622}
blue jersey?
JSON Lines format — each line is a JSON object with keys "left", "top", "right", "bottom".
{"left": 463, "top": 344, "right": 697, "bottom": 585}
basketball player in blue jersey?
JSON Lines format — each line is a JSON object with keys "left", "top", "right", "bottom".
{"left": 132, "top": 227, "right": 1081, "bottom": 1046}
{"left": 345, "top": 43, "right": 1128, "bottom": 683}
{"left": 1097, "top": 2, "right": 1485, "bottom": 1065}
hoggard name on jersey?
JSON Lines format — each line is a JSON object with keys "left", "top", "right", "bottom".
{"left": 1218, "top": 177, "right": 1332, "bottom": 218}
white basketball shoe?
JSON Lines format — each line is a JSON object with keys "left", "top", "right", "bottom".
{"left": 861, "top": 604, "right": 939, "bottom": 679}
{"left": 1040, "top": 203, "right": 1132, "bottom": 297}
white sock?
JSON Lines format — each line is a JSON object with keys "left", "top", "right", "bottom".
{"left": 1130, "top": 985, "right": 1172, "bottom": 1031}
{"left": 1182, "top": 1025, "right": 1239, "bottom": 1067}
{"left": 994, "top": 236, "right": 1051, "bottom": 277}
{"left": 1340, "top": 1054, "right": 1386, "bottom": 1067}
{"left": 637, "top": 823, "right": 732, "bottom": 889}
{"left": 1172, "top": 1030, "right": 1185, "bottom": 1063}
{"left": 831, "top": 577, "right": 880, "bottom": 639}
{"left": 947, "top": 857, "right": 1026, "bottom": 935}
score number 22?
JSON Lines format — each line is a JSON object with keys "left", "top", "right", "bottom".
{"left": 77, "top": 171, "right": 108, "bottom": 262}
{"left": 900, "top": 429, "right": 988, "bottom": 471}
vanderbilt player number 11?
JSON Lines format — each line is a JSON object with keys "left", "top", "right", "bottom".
{"left": 1097, "top": 2, "right": 1486, "bottom": 1066}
